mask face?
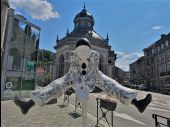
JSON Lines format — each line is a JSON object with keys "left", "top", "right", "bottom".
{"left": 75, "top": 45, "right": 91, "bottom": 61}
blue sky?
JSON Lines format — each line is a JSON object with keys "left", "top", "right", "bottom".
{"left": 9, "top": 0, "right": 170, "bottom": 71}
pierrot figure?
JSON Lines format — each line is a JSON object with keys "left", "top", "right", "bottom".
{"left": 14, "top": 38, "right": 152, "bottom": 115}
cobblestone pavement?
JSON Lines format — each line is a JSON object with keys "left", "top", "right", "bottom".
{"left": 1, "top": 98, "right": 99, "bottom": 127}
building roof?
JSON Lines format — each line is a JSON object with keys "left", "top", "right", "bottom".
{"left": 74, "top": 4, "right": 94, "bottom": 21}
{"left": 54, "top": 29, "right": 108, "bottom": 49}
{"left": 143, "top": 33, "right": 170, "bottom": 51}
{"left": 74, "top": 8, "right": 94, "bottom": 20}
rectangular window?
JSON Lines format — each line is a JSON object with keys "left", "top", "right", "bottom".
{"left": 161, "top": 43, "right": 164, "bottom": 49}
{"left": 165, "top": 40, "right": 169, "bottom": 47}
{"left": 167, "top": 62, "right": 170, "bottom": 75}
{"left": 152, "top": 48, "right": 154, "bottom": 54}
{"left": 8, "top": 43, "right": 24, "bottom": 71}
{"left": 157, "top": 46, "right": 160, "bottom": 52}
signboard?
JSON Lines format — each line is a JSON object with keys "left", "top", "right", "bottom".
{"left": 26, "top": 62, "right": 34, "bottom": 71}
{"left": 36, "top": 67, "right": 45, "bottom": 75}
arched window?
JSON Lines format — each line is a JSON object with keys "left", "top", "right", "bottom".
{"left": 165, "top": 40, "right": 169, "bottom": 47}
{"left": 59, "top": 55, "right": 64, "bottom": 77}
{"left": 99, "top": 54, "right": 105, "bottom": 72}
{"left": 88, "top": 22, "right": 91, "bottom": 27}
{"left": 161, "top": 43, "right": 164, "bottom": 49}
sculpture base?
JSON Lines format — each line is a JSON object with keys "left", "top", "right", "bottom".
{"left": 68, "top": 112, "right": 81, "bottom": 119}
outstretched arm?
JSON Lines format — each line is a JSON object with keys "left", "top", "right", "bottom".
{"left": 30, "top": 52, "right": 79, "bottom": 106}
{"left": 96, "top": 71, "right": 137, "bottom": 105}
{"left": 30, "top": 73, "right": 74, "bottom": 106}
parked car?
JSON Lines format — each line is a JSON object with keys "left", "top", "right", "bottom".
{"left": 131, "top": 84, "right": 138, "bottom": 89}
{"left": 136, "top": 85, "right": 141, "bottom": 90}
{"left": 124, "top": 84, "right": 131, "bottom": 88}
{"left": 139, "top": 84, "right": 148, "bottom": 91}
{"left": 162, "top": 84, "right": 170, "bottom": 95}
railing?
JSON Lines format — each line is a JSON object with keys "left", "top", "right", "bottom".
{"left": 152, "top": 114, "right": 170, "bottom": 127}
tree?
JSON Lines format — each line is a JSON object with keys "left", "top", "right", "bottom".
{"left": 38, "top": 49, "right": 55, "bottom": 62}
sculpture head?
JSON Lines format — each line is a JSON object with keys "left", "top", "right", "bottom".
{"left": 75, "top": 38, "right": 91, "bottom": 61}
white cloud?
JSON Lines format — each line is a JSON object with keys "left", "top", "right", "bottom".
{"left": 152, "top": 26, "right": 161, "bottom": 30}
{"left": 115, "top": 51, "right": 144, "bottom": 72}
{"left": 9, "top": 0, "right": 60, "bottom": 21}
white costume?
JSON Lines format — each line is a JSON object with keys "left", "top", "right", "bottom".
{"left": 30, "top": 50, "right": 137, "bottom": 106}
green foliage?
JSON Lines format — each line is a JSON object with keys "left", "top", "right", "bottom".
{"left": 37, "top": 49, "right": 55, "bottom": 67}
{"left": 35, "top": 49, "right": 55, "bottom": 86}
{"left": 38, "top": 49, "right": 55, "bottom": 62}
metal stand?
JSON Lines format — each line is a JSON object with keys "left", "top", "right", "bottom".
{"left": 68, "top": 95, "right": 81, "bottom": 119}
{"left": 75, "top": 95, "right": 81, "bottom": 113}
{"left": 82, "top": 100, "right": 87, "bottom": 127}
{"left": 152, "top": 114, "right": 170, "bottom": 127}
{"left": 74, "top": 95, "right": 87, "bottom": 127}
{"left": 63, "top": 90, "right": 73, "bottom": 106}
{"left": 96, "top": 98, "right": 117, "bottom": 127}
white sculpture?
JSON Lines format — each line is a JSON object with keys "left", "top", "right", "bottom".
{"left": 14, "top": 38, "right": 152, "bottom": 115}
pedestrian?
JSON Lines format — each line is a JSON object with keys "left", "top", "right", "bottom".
{"left": 14, "top": 38, "right": 152, "bottom": 115}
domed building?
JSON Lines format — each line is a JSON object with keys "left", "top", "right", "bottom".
{"left": 54, "top": 5, "right": 117, "bottom": 78}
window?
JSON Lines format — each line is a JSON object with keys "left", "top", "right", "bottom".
{"left": 8, "top": 43, "right": 24, "bottom": 71}
{"left": 152, "top": 68, "right": 154, "bottom": 75}
{"left": 80, "top": 21, "right": 85, "bottom": 26}
{"left": 166, "top": 52, "right": 170, "bottom": 60}
{"left": 108, "top": 60, "right": 111, "bottom": 63}
{"left": 76, "top": 23, "right": 78, "bottom": 27}
{"left": 88, "top": 22, "right": 91, "bottom": 27}
{"left": 167, "top": 62, "right": 170, "bottom": 75}
{"left": 152, "top": 48, "right": 154, "bottom": 54}
{"left": 161, "top": 43, "right": 164, "bottom": 49}
{"left": 159, "top": 55, "right": 162, "bottom": 63}
{"left": 165, "top": 40, "right": 169, "bottom": 47}
{"left": 157, "top": 46, "right": 160, "bottom": 52}
{"left": 162, "top": 54, "right": 166, "bottom": 62}
{"left": 161, "top": 64, "right": 166, "bottom": 76}
{"left": 147, "top": 70, "right": 149, "bottom": 76}
{"left": 151, "top": 58, "right": 154, "bottom": 63}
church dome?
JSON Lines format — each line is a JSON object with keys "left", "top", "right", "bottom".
{"left": 74, "top": 8, "right": 94, "bottom": 20}
{"left": 73, "top": 4, "right": 94, "bottom": 30}
{"left": 54, "top": 4, "right": 109, "bottom": 50}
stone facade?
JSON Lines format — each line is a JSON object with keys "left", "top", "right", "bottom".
{"left": 130, "top": 33, "right": 170, "bottom": 91}
{"left": 112, "top": 66, "right": 129, "bottom": 85}
{"left": 130, "top": 56, "right": 148, "bottom": 85}
{"left": 54, "top": 6, "right": 117, "bottom": 79}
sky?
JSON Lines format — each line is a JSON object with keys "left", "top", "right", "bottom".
{"left": 9, "top": 0, "right": 170, "bottom": 71}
